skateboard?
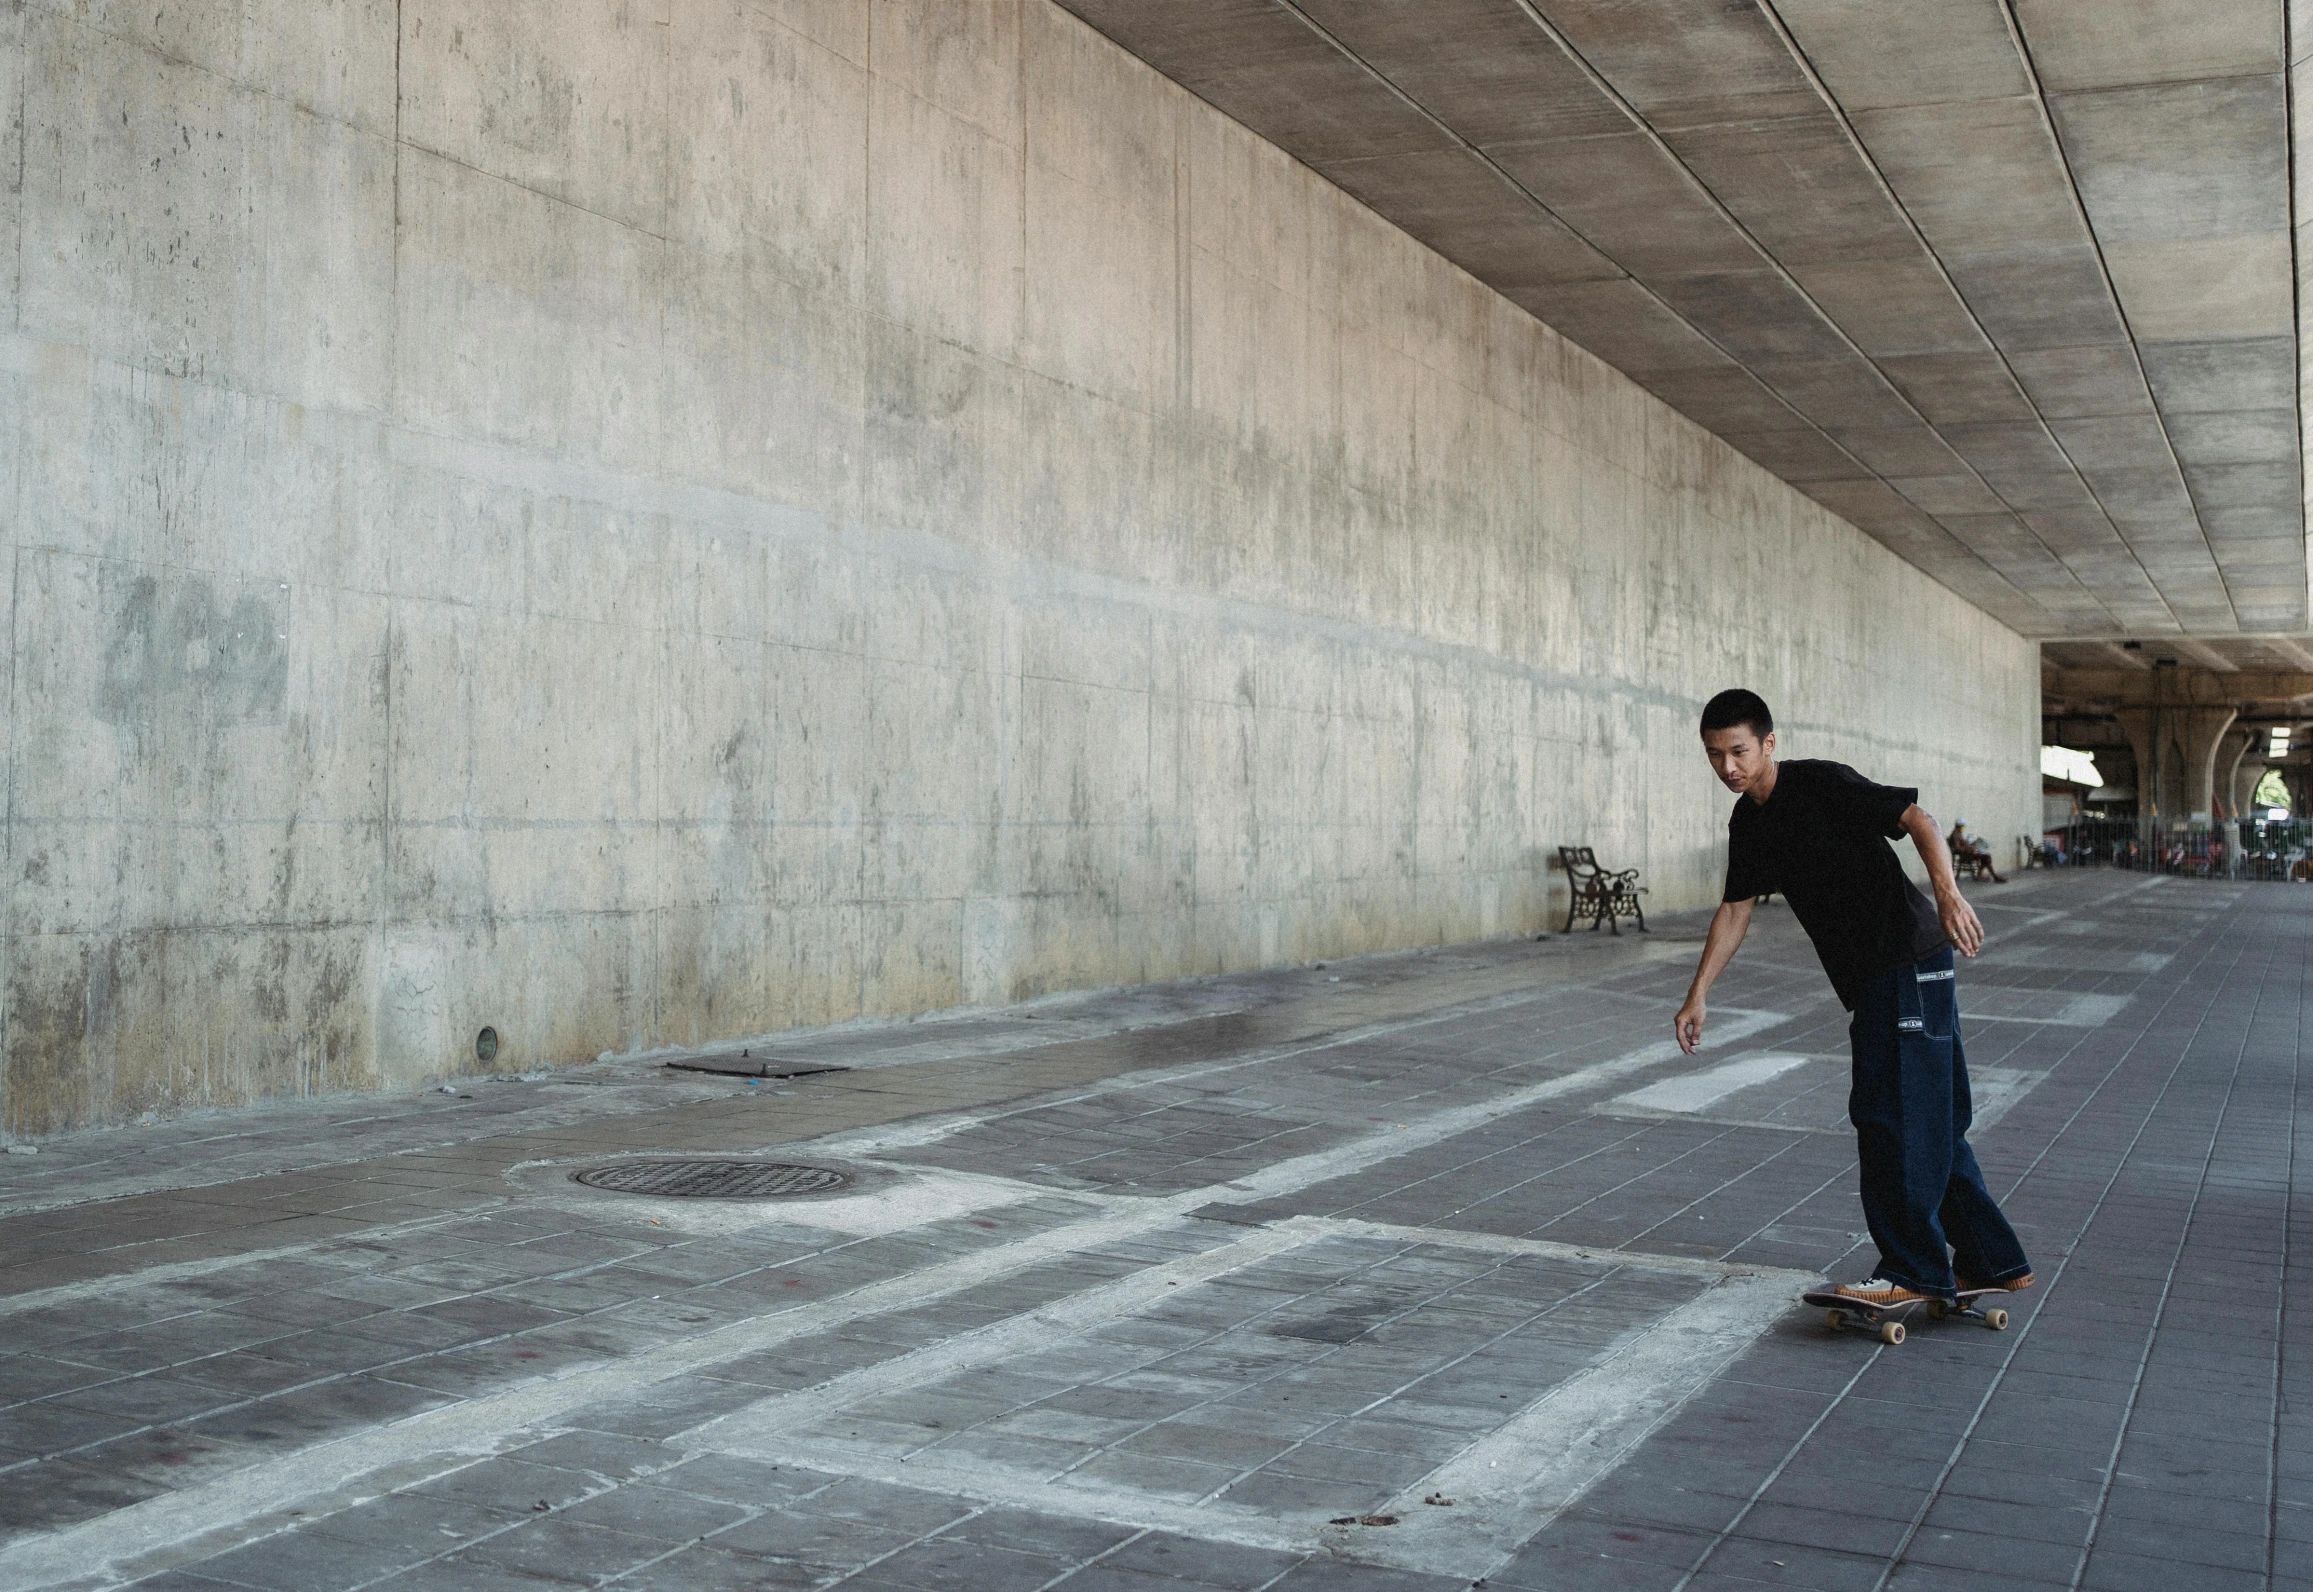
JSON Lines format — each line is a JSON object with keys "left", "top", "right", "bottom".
{"left": 1800, "top": 1286, "right": 2013, "bottom": 1345}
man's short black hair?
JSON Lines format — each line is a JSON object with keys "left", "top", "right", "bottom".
{"left": 1700, "top": 688, "right": 1773, "bottom": 739}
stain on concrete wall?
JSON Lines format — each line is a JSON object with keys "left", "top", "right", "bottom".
{"left": 0, "top": 0, "right": 2040, "bottom": 1134}
{"left": 99, "top": 573, "right": 287, "bottom": 727}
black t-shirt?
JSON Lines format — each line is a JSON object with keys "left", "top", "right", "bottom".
{"left": 1721, "top": 759, "right": 1948, "bottom": 1009}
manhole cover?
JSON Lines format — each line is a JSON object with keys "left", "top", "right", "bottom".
{"left": 570, "top": 1160, "right": 852, "bottom": 1199}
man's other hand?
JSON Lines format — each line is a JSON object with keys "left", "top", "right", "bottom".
{"left": 1674, "top": 996, "right": 1706, "bottom": 1055}
{"left": 1939, "top": 889, "right": 1985, "bottom": 957}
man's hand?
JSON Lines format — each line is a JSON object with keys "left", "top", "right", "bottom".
{"left": 1674, "top": 994, "right": 1706, "bottom": 1055}
{"left": 1938, "top": 888, "right": 1985, "bottom": 958}
{"left": 1901, "top": 804, "right": 1986, "bottom": 958}
{"left": 1675, "top": 899, "right": 1752, "bottom": 1055}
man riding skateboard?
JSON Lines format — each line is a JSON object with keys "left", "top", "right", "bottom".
{"left": 1672, "top": 689, "right": 2033, "bottom": 1309}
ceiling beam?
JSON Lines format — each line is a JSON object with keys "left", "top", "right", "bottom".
{"left": 2058, "top": 641, "right": 2154, "bottom": 670}
{"left": 2167, "top": 638, "right": 2242, "bottom": 673}
{"left": 2044, "top": 668, "right": 2313, "bottom": 710}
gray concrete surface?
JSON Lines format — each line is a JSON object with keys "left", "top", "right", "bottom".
{"left": 1056, "top": 0, "right": 2306, "bottom": 642}
{"left": 0, "top": 0, "right": 2038, "bottom": 1134}
{"left": 0, "top": 870, "right": 2291, "bottom": 1590}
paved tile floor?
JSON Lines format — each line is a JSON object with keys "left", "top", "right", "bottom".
{"left": 0, "top": 870, "right": 2300, "bottom": 1590}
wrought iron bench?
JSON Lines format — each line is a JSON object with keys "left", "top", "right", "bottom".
{"left": 1558, "top": 846, "right": 1648, "bottom": 934}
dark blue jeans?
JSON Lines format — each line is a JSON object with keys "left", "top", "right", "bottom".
{"left": 1847, "top": 948, "right": 2031, "bottom": 1298}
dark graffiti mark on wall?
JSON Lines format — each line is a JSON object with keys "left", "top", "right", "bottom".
{"left": 99, "top": 574, "right": 287, "bottom": 727}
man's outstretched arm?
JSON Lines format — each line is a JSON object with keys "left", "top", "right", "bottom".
{"left": 1899, "top": 803, "right": 1985, "bottom": 956}
{"left": 1674, "top": 897, "right": 1754, "bottom": 1054}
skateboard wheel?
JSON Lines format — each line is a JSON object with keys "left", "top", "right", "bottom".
{"left": 1985, "top": 1308, "right": 2008, "bottom": 1331}
{"left": 1824, "top": 1309, "right": 1845, "bottom": 1332}
{"left": 1878, "top": 1319, "right": 1905, "bottom": 1345}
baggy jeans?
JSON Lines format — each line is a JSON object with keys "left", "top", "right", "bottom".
{"left": 1847, "top": 948, "right": 2031, "bottom": 1298}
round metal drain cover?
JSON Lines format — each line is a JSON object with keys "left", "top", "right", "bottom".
{"left": 571, "top": 1159, "right": 851, "bottom": 1199}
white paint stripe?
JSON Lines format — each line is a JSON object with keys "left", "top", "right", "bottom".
{"left": 1356, "top": 1271, "right": 1802, "bottom": 1577}
{"left": 1968, "top": 992, "right": 2130, "bottom": 1029}
{"left": 1966, "top": 1068, "right": 2045, "bottom": 1133}
{"left": 1596, "top": 1110, "right": 1845, "bottom": 1136}
{"left": 1610, "top": 1052, "right": 1814, "bottom": 1114}
{"left": 674, "top": 1245, "right": 1803, "bottom": 1581}
{"left": 1310, "top": 1216, "right": 1816, "bottom": 1282}
{"left": 1217, "top": 1011, "right": 1791, "bottom": 1204}
{"left": 0, "top": 1087, "right": 744, "bottom": 1220}
{"left": 3, "top": 1008, "right": 1785, "bottom": 1592}
{"left": 685, "top": 1213, "right": 1817, "bottom": 1460}
{"left": 2, "top": 1201, "right": 1228, "bottom": 1592}
{"left": 682, "top": 1219, "right": 1329, "bottom": 1454}
{"left": 1976, "top": 906, "right": 2069, "bottom": 927}
{"left": 1968, "top": 872, "right": 2169, "bottom": 938}
{"left": 701, "top": 1435, "right": 1316, "bottom": 1557}
{"left": 0, "top": 1210, "right": 483, "bottom": 1319}
{"left": 821, "top": 981, "right": 1643, "bottom": 1158}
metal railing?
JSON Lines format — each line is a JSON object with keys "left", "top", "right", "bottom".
{"left": 2032, "top": 817, "right": 2313, "bottom": 881}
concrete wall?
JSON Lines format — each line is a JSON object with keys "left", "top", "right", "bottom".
{"left": 0, "top": 0, "right": 2040, "bottom": 1135}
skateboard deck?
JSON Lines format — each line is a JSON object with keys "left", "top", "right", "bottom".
{"left": 1800, "top": 1286, "right": 2014, "bottom": 1345}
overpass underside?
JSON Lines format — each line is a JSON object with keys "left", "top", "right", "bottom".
{"left": 1062, "top": 0, "right": 2308, "bottom": 642}
{"left": 1058, "top": 0, "right": 2313, "bottom": 830}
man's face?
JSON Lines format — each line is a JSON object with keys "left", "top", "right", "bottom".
{"left": 1703, "top": 725, "right": 1774, "bottom": 794}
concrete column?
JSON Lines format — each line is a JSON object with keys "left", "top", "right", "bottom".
{"left": 2118, "top": 706, "right": 2239, "bottom": 819}
{"left": 2112, "top": 708, "right": 2158, "bottom": 813}
{"left": 2217, "top": 727, "right": 2261, "bottom": 818}
{"left": 2179, "top": 708, "right": 2241, "bottom": 820}
{"left": 2232, "top": 753, "right": 2271, "bottom": 817}
{"left": 2094, "top": 741, "right": 2139, "bottom": 810}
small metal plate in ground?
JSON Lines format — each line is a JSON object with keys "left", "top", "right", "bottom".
{"left": 571, "top": 1159, "right": 852, "bottom": 1199}
{"left": 663, "top": 1055, "right": 850, "bottom": 1080}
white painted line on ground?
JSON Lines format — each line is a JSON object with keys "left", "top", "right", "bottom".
{"left": 0, "top": 1200, "right": 1229, "bottom": 1592}
{"left": 1969, "top": 992, "right": 2131, "bottom": 1028}
{"left": 1609, "top": 1053, "right": 1814, "bottom": 1114}
{"left": 1594, "top": 1110, "right": 1848, "bottom": 1137}
{"left": 698, "top": 1433, "right": 1320, "bottom": 1558}
{"left": 1215, "top": 1011, "right": 1791, "bottom": 1205}
{"left": 684, "top": 1212, "right": 1817, "bottom": 1461}
{"left": 0, "top": 1008, "right": 1785, "bottom": 1592}
{"left": 1353, "top": 1270, "right": 1805, "bottom": 1578}
{"left": 2056, "top": 992, "right": 2132, "bottom": 1026}
{"left": 819, "top": 982, "right": 1612, "bottom": 1158}
{"left": 1975, "top": 905, "right": 2070, "bottom": 927}
{"left": 1981, "top": 946, "right": 2172, "bottom": 976}
{"left": 0, "top": 1210, "right": 485, "bottom": 1319}
{"left": 672, "top": 1247, "right": 1804, "bottom": 1582}
{"left": 1966, "top": 1067, "right": 2045, "bottom": 1133}
{"left": 0, "top": 1084, "right": 762, "bottom": 1221}
{"left": 681, "top": 1218, "right": 1330, "bottom": 1455}
{"left": 1310, "top": 1217, "right": 1816, "bottom": 1283}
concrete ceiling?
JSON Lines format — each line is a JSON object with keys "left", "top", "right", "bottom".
{"left": 1053, "top": 0, "right": 2306, "bottom": 642}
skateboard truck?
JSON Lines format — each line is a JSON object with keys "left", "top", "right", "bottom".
{"left": 1800, "top": 1287, "right": 2012, "bottom": 1345}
